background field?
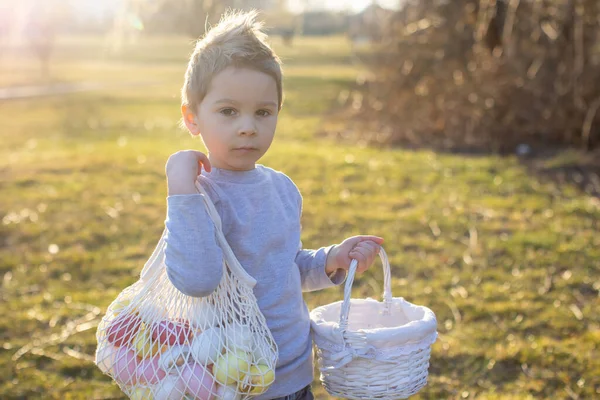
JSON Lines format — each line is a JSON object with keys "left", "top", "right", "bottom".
{"left": 1, "top": 35, "right": 599, "bottom": 399}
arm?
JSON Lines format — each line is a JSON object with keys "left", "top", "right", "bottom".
{"left": 289, "top": 177, "right": 383, "bottom": 290}
{"left": 164, "top": 192, "right": 224, "bottom": 298}
{"left": 164, "top": 150, "right": 223, "bottom": 297}
{"left": 293, "top": 186, "right": 383, "bottom": 290}
{"left": 296, "top": 237, "right": 385, "bottom": 292}
{"left": 295, "top": 243, "right": 345, "bottom": 292}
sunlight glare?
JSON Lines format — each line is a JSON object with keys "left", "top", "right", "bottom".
{"left": 288, "top": 0, "right": 401, "bottom": 13}
{"left": 72, "top": 0, "right": 121, "bottom": 19}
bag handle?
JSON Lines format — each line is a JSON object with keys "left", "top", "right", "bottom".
{"left": 140, "top": 228, "right": 168, "bottom": 281}
{"left": 194, "top": 179, "right": 257, "bottom": 288}
{"left": 338, "top": 247, "right": 393, "bottom": 332}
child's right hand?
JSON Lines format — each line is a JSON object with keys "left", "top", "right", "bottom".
{"left": 166, "top": 150, "right": 212, "bottom": 195}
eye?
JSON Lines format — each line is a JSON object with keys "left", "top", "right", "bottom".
{"left": 256, "top": 109, "right": 272, "bottom": 117}
{"left": 219, "top": 108, "right": 237, "bottom": 116}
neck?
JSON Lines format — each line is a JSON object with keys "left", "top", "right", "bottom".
{"left": 208, "top": 155, "right": 256, "bottom": 171}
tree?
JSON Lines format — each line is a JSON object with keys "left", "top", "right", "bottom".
{"left": 22, "top": 0, "right": 72, "bottom": 79}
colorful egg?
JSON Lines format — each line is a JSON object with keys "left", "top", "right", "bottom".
{"left": 151, "top": 319, "right": 193, "bottom": 347}
{"left": 137, "top": 355, "right": 167, "bottom": 385}
{"left": 111, "top": 295, "right": 134, "bottom": 316}
{"left": 137, "top": 302, "right": 168, "bottom": 324}
{"left": 213, "top": 350, "right": 251, "bottom": 385}
{"left": 154, "top": 375, "right": 186, "bottom": 400}
{"left": 190, "top": 327, "right": 222, "bottom": 365}
{"left": 158, "top": 344, "right": 191, "bottom": 372}
{"left": 107, "top": 313, "right": 142, "bottom": 347}
{"left": 215, "top": 384, "right": 241, "bottom": 400}
{"left": 113, "top": 346, "right": 139, "bottom": 386}
{"left": 95, "top": 343, "right": 118, "bottom": 375}
{"left": 130, "top": 385, "right": 154, "bottom": 400}
{"left": 181, "top": 362, "right": 216, "bottom": 400}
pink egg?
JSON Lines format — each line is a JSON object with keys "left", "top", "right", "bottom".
{"left": 137, "top": 356, "right": 167, "bottom": 385}
{"left": 181, "top": 363, "right": 216, "bottom": 400}
{"left": 114, "top": 347, "right": 139, "bottom": 386}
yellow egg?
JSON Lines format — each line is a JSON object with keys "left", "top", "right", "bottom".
{"left": 130, "top": 386, "right": 153, "bottom": 400}
{"left": 132, "top": 323, "right": 163, "bottom": 359}
{"left": 112, "top": 297, "right": 134, "bottom": 316}
{"left": 241, "top": 364, "right": 275, "bottom": 394}
{"left": 213, "top": 349, "right": 251, "bottom": 385}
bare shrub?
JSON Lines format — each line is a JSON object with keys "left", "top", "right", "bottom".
{"left": 342, "top": 0, "right": 600, "bottom": 152}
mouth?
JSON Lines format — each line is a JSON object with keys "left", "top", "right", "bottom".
{"left": 233, "top": 147, "right": 258, "bottom": 151}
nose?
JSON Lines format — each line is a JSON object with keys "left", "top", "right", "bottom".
{"left": 238, "top": 117, "right": 257, "bottom": 136}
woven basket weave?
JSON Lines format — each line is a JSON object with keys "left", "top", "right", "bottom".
{"left": 310, "top": 248, "right": 437, "bottom": 399}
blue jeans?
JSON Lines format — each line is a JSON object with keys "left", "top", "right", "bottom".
{"left": 272, "top": 385, "right": 314, "bottom": 400}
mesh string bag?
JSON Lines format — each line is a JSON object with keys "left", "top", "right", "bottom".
{"left": 310, "top": 248, "right": 437, "bottom": 399}
{"left": 95, "top": 180, "right": 278, "bottom": 399}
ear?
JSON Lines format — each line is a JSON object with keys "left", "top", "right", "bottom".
{"left": 182, "top": 104, "right": 201, "bottom": 136}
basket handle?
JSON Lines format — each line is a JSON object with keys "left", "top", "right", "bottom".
{"left": 338, "top": 247, "right": 393, "bottom": 332}
{"left": 194, "top": 179, "right": 257, "bottom": 288}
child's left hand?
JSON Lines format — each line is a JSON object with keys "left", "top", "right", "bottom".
{"left": 326, "top": 236, "right": 384, "bottom": 276}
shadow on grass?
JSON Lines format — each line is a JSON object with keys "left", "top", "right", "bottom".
{"left": 519, "top": 147, "right": 600, "bottom": 198}
{"left": 320, "top": 94, "right": 600, "bottom": 199}
{"left": 430, "top": 353, "right": 522, "bottom": 386}
{"left": 325, "top": 122, "right": 600, "bottom": 199}
{"left": 428, "top": 352, "right": 571, "bottom": 397}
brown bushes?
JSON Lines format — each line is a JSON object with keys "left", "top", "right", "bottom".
{"left": 344, "top": 0, "right": 600, "bottom": 152}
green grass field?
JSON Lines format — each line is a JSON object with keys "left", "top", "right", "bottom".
{"left": 1, "top": 35, "right": 599, "bottom": 399}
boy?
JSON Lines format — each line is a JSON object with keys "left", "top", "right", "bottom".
{"left": 164, "top": 10, "right": 383, "bottom": 400}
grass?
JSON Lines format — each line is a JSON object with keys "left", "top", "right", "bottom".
{"left": 1, "top": 34, "right": 599, "bottom": 399}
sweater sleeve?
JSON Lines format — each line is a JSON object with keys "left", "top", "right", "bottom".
{"left": 163, "top": 193, "right": 224, "bottom": 297}
{"left": 295, "top": 243, "right": 346, "bottom": 292}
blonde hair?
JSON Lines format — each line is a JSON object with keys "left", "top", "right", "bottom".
{"left": 181, "top": 9, "right": 283, "bottom": 113}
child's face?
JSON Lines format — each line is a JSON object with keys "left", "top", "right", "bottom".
{"left": 185, "top": 66, "right": 279, "bottom": 171}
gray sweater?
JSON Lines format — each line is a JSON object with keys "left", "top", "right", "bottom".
{"left": 164, "top": 165, "right": 345, "bottom": 399}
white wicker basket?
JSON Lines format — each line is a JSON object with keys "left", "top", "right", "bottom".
{"left": 310, "top": 248, "right": 437, "bottom": 399}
